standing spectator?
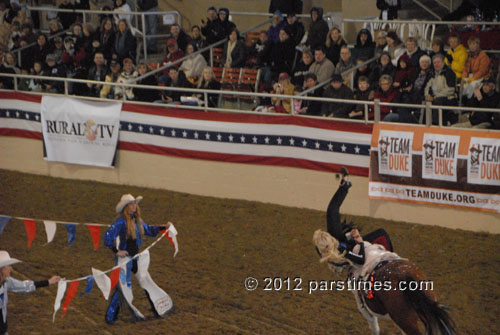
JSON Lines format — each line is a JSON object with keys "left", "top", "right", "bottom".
{"left": 321, "top": 73, "right": 354, "bottom": 118}
{"left": 74, "top": 0, "right": 90, "bottom": 24}
{"left": 169, "top": 23, "right": 190, "bottom": 53}
{"left": 87, "top": 51, "right": 109, "bottom": 97}
{"left": 160, "top": 66, "right": 193, "bottom": 103}
{"left": 299, "top": 73, "right": 323, "bottom": 116}
{"left": 424, "top": 54, "right": 458, "bottom": 125}
{"left": 190, "top": 25, "right": 206, "bottom": 55}
{"left": 462, "top": 37, "right": 490, "bottom": 101}
{"left": 113, "top": 19, "right": 136, "bottom": 64}
{"left": 305, "top": 7, "right": 329, "bottom": 50}
{"left": 393, "top": 53, "right": 414, "bottom": 88}
{"left": 215, "top": 8, "right": 236, "bottom": 42}
{"left": 370, "top": 51, "right": 395, "bottom": 87}
{"left": 377, "top": 0, "right": 401, "bottom": 20}
{"left": 179, "top": 42, "right": 207, "bottom": 81}
{"left": 374, "top": 74, "right": 399, "bottom": 120}
{"left": 58, "top": 0, "right": 76, "bottom": 30}
{"left": 446, "top": 33, "right": 467, "bottom": 80}
{"left": 196, "top": 67, "right": 221, "bottom": 108}
{"left": 222, "top": 28, "right": 246, "bottom": 68}
{"left": 137, "top": 0, "right": 158, "bottom": 53}
{"left": 403, "top": 37, "right": 426, "bottom": 69}
{"left": 284, "top": 12, "right": 304, "bottom": 46}
{"left": 133, "top": 62, "right": 160, "bottom": 102}
{"left": 200, "top": 6, "right": 219, "bottom": 45}
{"left": 309, "top": 46, "right": 335, "bottom": 85}
{"left": 113, "top": 0, "right": 133, "bottom": 31}
{"left": 162, "top": 38, "right": 185, "bottom": 70}
{"left": 351, "top": 76, "right": 375, "bottom": 119}
{"left": 270, "top": 28, "right": 295, "bottom": 77}
{"left": 269, "top": 0, "right": 303, "bottom": 14}
{"left": 292, "top": 48, "right": 313, "bottom": 87}
{"left": 352, "top": 28, "right": 375, "bottom": 62}
{"left": 41, "top": 53, "right": 67, "bottom": 93}
{"left": 272, "top": 72, "right": 295, "bottom": 113}
{"left": 96, "top": 18, "right": 116, "bottom": 61}
{"left": 325, "top": 27, "right": 347, "bottom": 67}
{"left": 384, "top": 31, "right": 405, "bottom": 67}
{"left": 267, "top": 11, "right": 286, "bottom": 43}
{"left": 374, "top": 31, "right": 387, "bottom": 58}
{"left": 456, "top": 78, "right": 499, "bottom": 128}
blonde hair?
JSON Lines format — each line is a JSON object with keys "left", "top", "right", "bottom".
{"left": 313, "top": 229, "right": 351, "bottom": 265}
{"left": 197, "top": 66, "right": 215, "bottom": 88}
{"left": 325, "top": 27, "right": 342, "bottom": 48}
{"left": 123, "top": 204, "right": 144, "bottom": 239}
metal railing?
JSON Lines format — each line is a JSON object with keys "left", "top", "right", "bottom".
{"left": 1, "top": 72, "right": 499, "bottom": 130}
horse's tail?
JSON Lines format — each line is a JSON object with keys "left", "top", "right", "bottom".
{"left": 403, "top": 278, "right": 457, "bottom": 335}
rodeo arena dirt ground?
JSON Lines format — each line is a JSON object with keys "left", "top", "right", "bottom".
{"left": 1, "top": 169, "right": 499, "bottom": 335}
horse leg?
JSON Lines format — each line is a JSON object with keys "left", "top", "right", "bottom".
{"left": 381, "top": 293, "right": 423, "bottom": 335}
{"left": 353, "top": 290, "right": 380, "bottom": 335}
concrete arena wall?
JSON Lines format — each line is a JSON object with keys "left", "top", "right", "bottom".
{"left": 1, "top": 136, "right": 498, "bottom": 234}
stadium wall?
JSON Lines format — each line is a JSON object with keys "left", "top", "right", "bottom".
{"left": 1, "top": 136, "right": 498, "bottom": 234}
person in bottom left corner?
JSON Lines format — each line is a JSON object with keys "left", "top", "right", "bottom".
{"left": 0, "top": 251, "right": 61, "bottom": 335}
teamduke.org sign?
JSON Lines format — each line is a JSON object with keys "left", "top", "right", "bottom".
{"left": 41, "top": 96, "right": 122, "bottom": 168}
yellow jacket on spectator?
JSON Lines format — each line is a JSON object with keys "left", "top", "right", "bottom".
{"left": 446, "top": 44, "right": 467, "bottom": 79}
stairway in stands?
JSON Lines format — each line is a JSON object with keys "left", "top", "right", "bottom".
{"left": 399, "top": 0, "right": 454, "bottom": 20}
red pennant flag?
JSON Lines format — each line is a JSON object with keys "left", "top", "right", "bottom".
{"left": 87, "top": 225, "right": 101, "bottom": 250}
{"left": 23, "top": 219, "right": 36, "bottom": 248}
{"left": 109, "top": 267, "right": 121, "bottom": 292}
{"left": 62, "top": 281, "right": 80, "bottom": 318}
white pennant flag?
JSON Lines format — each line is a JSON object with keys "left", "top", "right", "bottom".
{"left": 53, "top": 279, "right": 67, "bottom": 322}
{"left": 43, "top": 220, "right": 57, "bottom": 244}
{"left": 92, "top": 267, "right": 112, "bottom": 300}
{"left": 167, "top": 224, "right": 178, "bottom": 257}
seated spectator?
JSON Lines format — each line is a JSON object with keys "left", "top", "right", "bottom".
{"left": 48, "top": 19, "right": 63, "bottom": 37}
{"left": 18, "top": 68, "right": 32, "bottom": 91}
{"left": 163, "top": 38, "right": 185, "bottom": 71}
{"left": 325, "top": 27, "right": 347, "bottom": 67}
{"left": 0, "top": 18, "right": 12, "bottom": 52}
{"left": 299, "top": 73, "right": 323, "bottom": 116}
{"left": 309, "top": 46, "right": 335, "bottom": 84}
{"left": 52, "top": 36, "right": 65, "bottom": 61}
{"left": 190, "top": 25, "right": 207, "bottom": 59}
{"left": 96, "top": 18, "right": 116, "bottom": 61}
{"left": 393, "top": 54, "right": 414, "bottom": 88}
{"left": 383, "top": 31, "right": 405, "bottom": 67}
{"left": 20, "top": 23, "right": 36, "bottom": 45}
{"left": 385, "top": 78, "right": 422, "bottom": 123}
{"left": 0, "top": 52, "right": 20, "bottom": 89}
{"left": 428, "top": 38, "right": 451, "bottom": 64}
{"left": 377, "top": 0, "right": 401, "bottom": 20}
{"left": 351, "top": 75, "right": 374, "bottom": 119}
{"left": 81, "top": 23, "right": 95, "bottom": 53}
{"left": 8, "top": 21, "right": 21, "bottom": 50}
{"left": 336, "top": 46, "right": 354, "bottom": 86}
{"left": 272, "top": 72, "right": 295, "bottom": 113}
{"left": 255, "top": 30, "right": 273, "bottom": 68}
{"left": 305, "top": 7, "right": 329, "bottom": 49}
{"left": 446, "top": 33, "right": 467, "bottom": 80}
{"left": 117, "top": 58, "right": 138, "bottom": 100}
{"left": 455, "top": 78, "right": 499, "bottom": 128}
{"left": 113, "top": 19, "right": 137, "bottom": 64}
{"left": 61, "top": 36, "right": 86, "bottom": 73}
{"left": 160, "top": 66, "right": 194, "bottom": 103}
{"left": 24, "top": 33, "right": 51, "bottom": 71}
{"left": 169, "top": 23, "right": 190, "bottom": 53}
{"left": 179, "top": 42, "right": 207, "bottom": 82}
{"left": 100, "top": 60, "right": 122, "bottom": 99}
{"left": 491, "top": 100, "right": 500, "bottom": 130}
{"left": 86, "top": 37, "right": 104, "bottom": 68}
{"left": 292, "top": 48, "right": 313, "bottom": 87}
{"left": 223, "top": 28, "right": 246, "bottom": 68}
{"left": 25, "top": 61, "right": 44, "bottom": 91}
{"left": 374, "top": 74, "right": 398, "bottom": 120}
{"left": 284, "top": 12, "right": 305, "bottom": 46}
{"left": 411, "top": 54, "right": 433, "bottom": 102}
{"left": 113, "top": 0, "right": 133, "bottom": 31}
{"left": 424, "top": 54, "right": 458, "bottom": 125}
{"left": 200, "top": 6, "right": 219, "bottom": 45}
{"left": 133, "top": 63, "right": 160, "bottom": 102}
{"left": 321, "top": 73, "right": 354, "bottom": 118}
{"left": 71, "top": 23, "right": 88, "bottom": 50}
{"left": 270, "top": 28, "right": 295, "bottom": 77}
{"left": 215, "top": 8, "right": 236, "bottom": 42}
{"left": 353, "top": 57, "right": 372, "bottom": 91}
{"left": 41, "top": 53, "right": 67, "bottom": 93}
{"left": 462, "top": 37, "right": 490, "bottom": 101}
{"left": 352, "top": 28, "right": 375, "bottom": 62}
{"left": 87, "top": 52, "right": 109, "bottom": 97}
{"left": 292, "top": 86, "right": 303, "bottom": 114}
{"left": 58, "top": 0, "right": 77, "bottom": 30}
{"left": 370, "top": 51, "right": 395, "bottom": 89}
{"left": 403, "top": 37, "right": 426, "bottom": 69}
{"left": 196, "top": 66, "right": 221, "bottom": 108}
{"left": 374, "top": 31, "right": 387, "bottom": 58}
{"left": 267, "top": 10, "right": 286, "bottom": 43}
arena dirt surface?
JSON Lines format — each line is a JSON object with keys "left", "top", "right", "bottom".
{"left": 0, "top": 169, "right": 499, "bottom": 335}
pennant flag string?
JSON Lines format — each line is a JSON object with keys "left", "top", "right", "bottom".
{"left": 3, "top": 214, "right": 112, "bottom": 227}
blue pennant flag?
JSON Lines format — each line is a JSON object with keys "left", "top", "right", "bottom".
{"left": 81, "top": 276, "right": 94, "bottom": 296}
{"left": 0, "top": 216, "right": 11, "bottom": 235}
{"left": 65, "top": 224, "right": 76, "bottom": 246}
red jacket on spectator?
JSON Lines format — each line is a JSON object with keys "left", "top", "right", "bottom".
{"left": 162, "top": 39, "right": 185, "bottom": 75}
{"left": 373, "top": 87, "right": 398, "bottom": 119}
{"left": 393, "top": 54, "right": 414, "bottom": 87}
{"left": 61, "top": 48, "right": 87, "bottom": 68}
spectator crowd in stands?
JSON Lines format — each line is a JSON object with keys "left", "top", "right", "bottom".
{"left": 0, "top": 1, "right": 498, "bottom": 129}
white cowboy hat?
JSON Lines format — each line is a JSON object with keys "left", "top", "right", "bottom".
{"left": 0, "top": 251, "right": 22, "bottom": 268}
{"left": 116, "top": 194, "right": 143, "bottom": 213}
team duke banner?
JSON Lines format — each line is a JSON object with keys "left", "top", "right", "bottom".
{"left": 369, "top": 124, "right": 500, "bottom": 213}
{"left": 40, "top": 96, "right": 122, "bottom": 167}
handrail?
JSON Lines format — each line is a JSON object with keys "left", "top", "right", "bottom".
{"left": 343, "top": 18, "right": 500, "bottom": 26}
{"left": 3, "top": 72, "right": 500, "bottom": 130}
{"left": 411, "top": 0, "right": 442, "bottom": 20}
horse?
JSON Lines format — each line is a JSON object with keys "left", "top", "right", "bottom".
{"left": 313, "top": 230, "right": 456, "bottom": 335}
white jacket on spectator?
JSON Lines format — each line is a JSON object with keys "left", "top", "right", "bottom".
{"left": 383, "top": 44, "right": 405, "bottom": 67}
{"left": 116, "top": 70, "right": 138, "bottom": 100}
{"left": 179, "top": 53, "right": 207, "bottom": 80}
